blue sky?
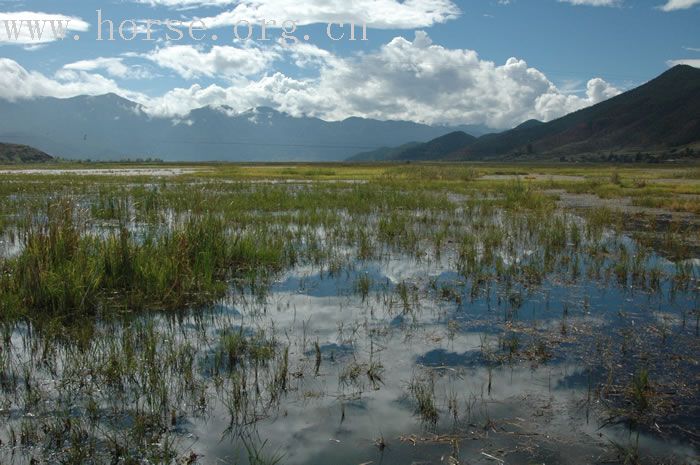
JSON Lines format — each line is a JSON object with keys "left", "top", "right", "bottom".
{"left": 0, "top": 0, "right": 698, "bottom": 128}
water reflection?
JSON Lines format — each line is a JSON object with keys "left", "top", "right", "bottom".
{"left": 1, "top": 233, "right": 698, "bottom": 465}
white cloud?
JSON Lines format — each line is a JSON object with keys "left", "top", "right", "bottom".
{"left": 64, "top": 57, "right": 153, "bottom": 79}
{"left": 666, "top": 59, "right": 700, "bottom": 68}
{"left": 659, "top": 0, "right": 700, "bottom": 11}
{"left": 0, "top": 58, "right": 145, "bottom": 102}
{"left": 142, "top": 32, "right": 620, "bottom": 128}
{"left": 534, "top": 77, "right": 619, "bottom": 122}
{"left": 585, "top": 77, "right": 622, "bottom": 101}
{"left": 0, "top": 33, "right": 621, "bottom": 129}
{"left": 143, "top": 44, "right": 279, "bottom": 79}
{"left": 0, "top": 11, "right": 89, "bottom": 44}
{"left": 196, "top": 0, "right": 460, "bottom": 29}
{"left": 557, "top": 0, "right": 620, "bottom": 5}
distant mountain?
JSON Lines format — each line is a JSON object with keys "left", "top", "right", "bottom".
{"left": 348, "top": 142, "right": 422, "bottom": 162}
{"left": 0, "top": 95, "right": 489, "bottom": 162}
{"left": 513, "top": 119, "right": 544, "bottom": 131}
{"left": 350, "top": 131, "right": 476, "bottom": 162}
{"left": 0, "top": 143, "right": 52, "bottom": 163}
{"left": 348, "top": 65, "right": 700, "bottom": 162}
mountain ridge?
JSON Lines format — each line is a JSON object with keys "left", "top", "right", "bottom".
{"left": 347, "top": 65, "right": 700, "bottom": 162}
{"left": 349, "top": 131, "right": 476, "bottom": 162}
{"left": 456, "top": 64, "right": 700, "bottom": 160}
{"left": 0, "top": 96, "right": 493, "bottom": 162}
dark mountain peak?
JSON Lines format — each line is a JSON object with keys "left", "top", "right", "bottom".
{"left": 515, "top": 119, "right": 544, "bottom": 130}
{"left": 624, "top": 64, "right": 700, "bottom": 96}
{"left": 0, "top": 142, "right": 53, "bottom": 163}
{"left": 432, "top": 130, "right": 476, "bottom": 143}
{"left": 351, "top": 130, "right": 477, "bottom": 162}
{"left": 450, "top": 123, "right": 494, "bottom": 137}
{"left": 658, "top": 64, "right": 700, "bottom": 80}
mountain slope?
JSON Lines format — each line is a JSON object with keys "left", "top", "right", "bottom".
{"left": 0, "top": 143, "right": 53, "bottom": 163}
{"left": 347, "top": 65, "right": 700, "bottom": 162}
{"left": 349, "top": 131, "right": 477, "bottom": 162}
{"left": 398, "top": 132, "right": 477, "bottom": 161}
{"left": 0, "top": 96, "right": 483, "bottom": 162}
{"left": 348, "top": 142, "right": 422, "bottom": 162}
{"left": 455, "top": 64, "right": 700, "bottom": 160}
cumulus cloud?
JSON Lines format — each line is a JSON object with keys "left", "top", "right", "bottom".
{"left": 196, "top": 0, "right": 460, "bottom": 29}
{"left": 0, "top": 58, "right": 145, "bottom": 102}
{"left": 658, "top": 0, "right": 700, "bottom": 11}
{"left": 64, "top": 57, "right": 153, "bottom": 79}
{"left": 0, "top": 11, "right": 89, "bottom": 44}
{"left": 0, "top": 32, "right": 620, "bottom": 129}
{"left": 142, "top": 44, "right": 279, "bottom": 79}
{"left": 534, "top": 77, "right": 620, "bottom": 122}
{"left": 140, "top": 32, "right": 620, "bottom": 128}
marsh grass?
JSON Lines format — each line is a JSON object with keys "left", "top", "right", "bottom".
{"left": 4, "top": 200, "right": 289, "bottom": 318}
{"left": 409, "top": 372, "right": 439, "bottom": 426}
{"left": 0, "top": 163, "right": 697, "bottom": 464}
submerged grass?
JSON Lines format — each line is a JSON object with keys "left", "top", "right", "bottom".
{"left": 0, "top": 162, "right": 697, "bottom": 464}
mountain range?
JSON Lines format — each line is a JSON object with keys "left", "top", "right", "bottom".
{"left": 0, "top": 94, "right": 491, "bottom": 162}
{"left": 349, "top": 65, "right": 700, "bottom": 162}
{"left": 1, "top": 65, "right": 697, "bottom": 163}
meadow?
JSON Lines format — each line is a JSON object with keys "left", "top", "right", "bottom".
{"left": 0, "top": 162, "right": 698, "bottom": 465}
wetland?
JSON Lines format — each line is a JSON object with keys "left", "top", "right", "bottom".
{"left": 0, "top": 163, "right": 697, "bottom": 465}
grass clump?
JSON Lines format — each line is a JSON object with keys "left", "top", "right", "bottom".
{"left": 214, "top": 328, "right": 277, "bottom": 374}
{"left": 409, "top": 373, "right": 439, "bottom": 426}
{"left": 4, "top": 200, "right": 288, "bottom": 318}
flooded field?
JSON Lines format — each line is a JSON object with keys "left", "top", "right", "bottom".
{"left": 0, "top": 164, "right": 698, "bottom": 465}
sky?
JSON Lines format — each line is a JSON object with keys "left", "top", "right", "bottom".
{"left": 0, "top": 0, "right": 698, "bottom": 129}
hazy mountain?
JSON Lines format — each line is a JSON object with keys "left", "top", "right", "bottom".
{"left": 0, "top": 94, "right": 162, "bottom": 160}
{"left": 347, "top": 142, "right": 423, "bottom": 162}
{"left": 347, "top": 65, "right": 700, "bottom": 162}
{"left": 0, "top": 143, "right": 53, "bottom": 163}
{"left": 349, "top": 131, "right": 476, "bottom": 162}
{"left": 0, "top": 95, "right": 489, "bottom": 162}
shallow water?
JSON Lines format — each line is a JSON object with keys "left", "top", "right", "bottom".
{"left": 1, "top": 241, "right": 698, "bottom": 464}
{"left": 201, "top": 250, "right": 697, "bottom": 464}
{"left": 0, "top": 179, "right": 698, "bottom": 464}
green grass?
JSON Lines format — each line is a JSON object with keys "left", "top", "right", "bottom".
{"left": 0, "top": 162, "right": 697, "bottom": 463}
{"left": 2, "top": 200, "right": 289, "bottom": 320}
